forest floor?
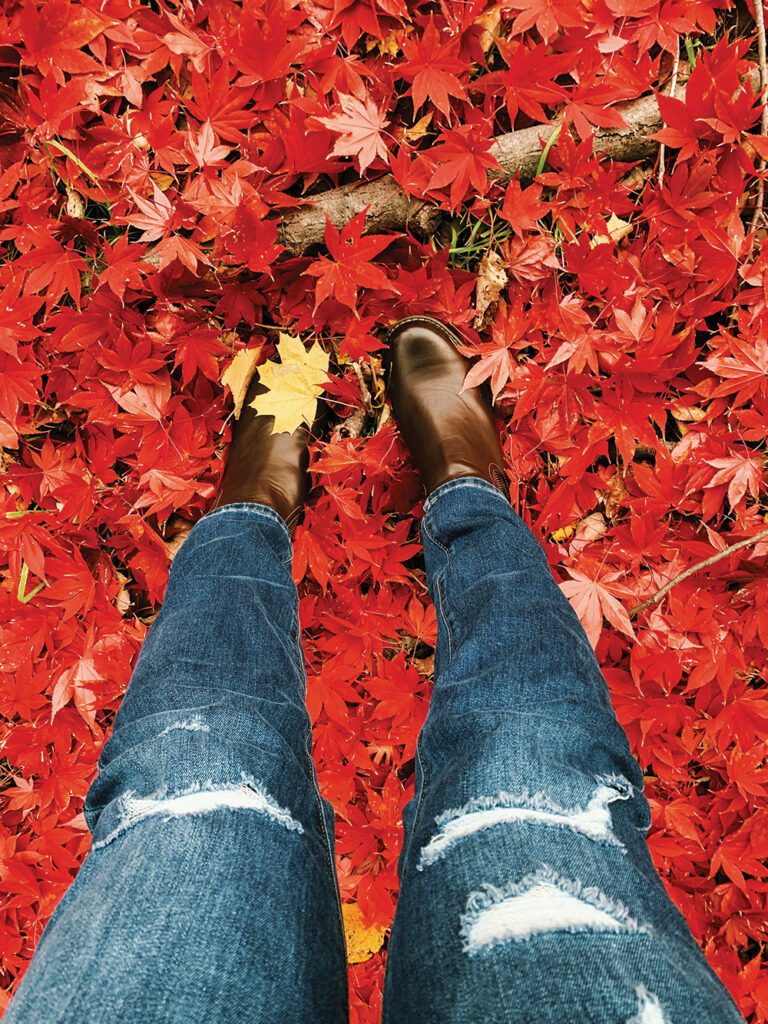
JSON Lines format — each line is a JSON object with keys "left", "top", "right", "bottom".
{"left": 1, "top": 1, "right": 768, "bottom": 1020}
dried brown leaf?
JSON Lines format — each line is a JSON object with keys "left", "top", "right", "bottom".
{"left": 474, "top": 249, "right": 508, "bottom": 329}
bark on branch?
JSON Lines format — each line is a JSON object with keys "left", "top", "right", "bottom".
{"left": 277, "top": 74, "right": 704, "bottom": 256}
{"left": 750, "top": 0, "right": 768, "bottom": 232}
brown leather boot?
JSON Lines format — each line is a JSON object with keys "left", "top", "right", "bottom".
{"left": 385, "top": 315, "right": 509, "bottom": 498}
{"left": 211, "top": 376, "right": 312, "bottom": 535}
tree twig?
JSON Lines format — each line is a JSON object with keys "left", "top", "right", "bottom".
{"left": 629, "top": 525, "right": 768, "bottom": 618}
{"left": 658, "top": 43, "right": 681, "bottom": 189}
{"left": 750, "top": 0, "right": 768, "bottom": 234}
{"left": 352, "top": 360, "right": 373, "bottom": 415}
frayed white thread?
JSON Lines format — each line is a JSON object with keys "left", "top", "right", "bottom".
{"left": 626, "top": 986, "right": 670, "bottom": 1024}
{"left": 157, "top": 719, "right": 210, "bottom": 737}
{"left": 91, "top": 773, "right": 303, "bottom": 851}
{"left": 460, "top": 864, "right": 649, "bottom": 956}
{"left": 418, "top": 776, "right": 632, "bottom": 870}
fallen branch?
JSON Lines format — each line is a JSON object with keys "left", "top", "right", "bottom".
{"left": 277, "top": 75, "right": 690, "bottom": 255}
{"left": 278, "top": 179, "right": 443, "bottom": 256}
{"left": 277, "top": 101, "right": 666, "bottom": 254}
{"left": 750, "top": 0, "right": 768, "bottom": 233}
{"left": 629, "top": 525, "right": 768, "bottom": 618}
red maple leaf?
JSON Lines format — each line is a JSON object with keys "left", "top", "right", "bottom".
{"left": 220, "top": 0, "right": 308, "bottom": 86}
{"left": 125, "top": 183, "right": 195, "bottom": 242}
{"left": 654, "top": 38, "right": 760, "bottom": 159}
{"left": 706, "top": 452, "right": 763, "bottom": 509}
{"left": 304, "top": 211, "right": 395, "bottom": 312}
{"left": 427, "top": 121, "right": 499, "bottom": 209}
{"left": 500, "top": 180, "right": 549, "bottom": 236}
{"left": 96, "top": 234, "right": 150, "bottom": 301}
{"left": 51, "top": 655, "right": 101, "bottom": 726}
{"left": 703, "top": 333, "right": 768, "bottom": 405}
{"left": 399, "top": 17, "right": 469, "bottom": 116}
{"left": 17, "top": 241, "right": 86, "bottom": 308}
{"left": 172, "top": 328, "right": 228, "bottom": 385}
{"left": 554, "top": 77, "right": 631, "bottom": 137}
{"left": 185, "top": 120, "right": 231, "bottom": 169}
{"left": 317, "top": 93, "right": 391, "bottom": 173}
{"left": 504, "top": 0, "right": 585, "bottom": 43}
{"left": 22, "top": 72, "right": 88, "bottom": 140}
{"left": 460, "top": 336, "right": 515, "bottom": 401}
{"left": 482, "top": 39, "right": 571, "bottom": 123}
{"left": 18, "top": 0, "right": 106, "bottom": 77}
{"left": 560, "top": 569, "right": 635, "bottom": 649}
{"left": 183, "top": 66, "right": 257, "bottom": 142}
{"left": 458, "top": 298, "right": 530, "bottom": 399}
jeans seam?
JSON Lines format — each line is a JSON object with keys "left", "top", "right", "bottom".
{"left": 304, "top": 725, "right": 348, "bottom": 967}
{"left": 297, "top": 632, "right": 335, "bottom": 916}
{"left": 203, "top": 502, "right": 293, "bottom": 548}
{"left": 423, "top": 476, "right": 507, "bottom": 517}
{"left": 294, "top": 611, "right": 306, "bottom": 697}
{"left": 434, "top": 572, "right": 454, "bottom": 661}
{"left": 402, "top": 736, "right": 429, "bottom": 876}
{"left": 421, "top": 517, "right": 455, "bottom": 661}
{"left": 421, "top": 513, "right": 450, "bottom": 559}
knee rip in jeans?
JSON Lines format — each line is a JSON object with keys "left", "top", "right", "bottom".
{"left": 157, "top": 718, "right": 210, "bottom": 737}
{"left": 417, "top": 774, "right": 632, "bottom": 870}
{"left": 90, "top": 772, "right": 304, "bottom": 851}
{"left": 459, "top": 865, "right": 650, "bottom": 955}
{"left": 626, "top": 986, "right": 670, "bottom": 1024}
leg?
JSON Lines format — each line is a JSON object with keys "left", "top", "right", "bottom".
{"left": 383, "top": 478, "right": 743, "bottom": 1024}
{"left": 5, "top": 504, "right": 348, "bottom": 1024}
{"left": 382, "top": 318, "right": 743, "bottom": 1024}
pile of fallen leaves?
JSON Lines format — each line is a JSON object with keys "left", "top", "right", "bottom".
{"left": 1, "top": 1, "right": 768, "bottom": 1020}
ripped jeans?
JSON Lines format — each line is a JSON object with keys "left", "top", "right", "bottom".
{"left": 5, "top": 478, "right": 744, "bottom": 1024}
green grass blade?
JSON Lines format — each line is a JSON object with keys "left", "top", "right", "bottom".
{"left": 536, "top": 124, "right": 562, "bottom": 176}
{"left": 17, "top": 561, "right": 45, "bottom": 604}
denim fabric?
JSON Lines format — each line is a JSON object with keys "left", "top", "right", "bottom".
{"left": 383, "top": 478, "right": 743, "bottom": 1024}
{"left": 5, "top": 503, "right": 348, "bottom": 1024}
{"left": 6, "top": 481, "right": 744, "bottom": 1024}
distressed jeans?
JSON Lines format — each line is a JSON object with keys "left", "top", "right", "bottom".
{"left": 6, "top": 478, "right": 743, "bottom": 1024}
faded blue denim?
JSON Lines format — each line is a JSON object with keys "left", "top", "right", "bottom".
{"left": 5, "top": 478, "right": 744, "bottom": 1024}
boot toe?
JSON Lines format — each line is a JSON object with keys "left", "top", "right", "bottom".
{"left": 386, "top": 318, "right": 469, "bottom": 396}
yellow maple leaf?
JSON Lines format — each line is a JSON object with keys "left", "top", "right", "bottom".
{"left": 397, "top": 111, "right": 433, "bottom": 144}
{"left": 551, "top": 523, "right": 576, "bottom": 543}
{"left": 221, "top": 348, "right": 260, "bottom": 419}
{"left": 250, "top": 333, "right": 329, "bottom": 434}
{"left": 342, "top": 903, "right": 386, "bottom": 964}
{"left": 372, "top": 29, "right": 399, "bottom": 58}
{"left": 594, "top": 213, "right": 633, "bottom": 246}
